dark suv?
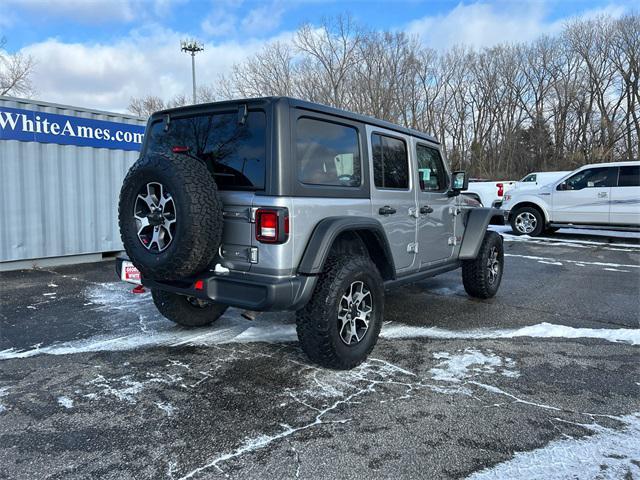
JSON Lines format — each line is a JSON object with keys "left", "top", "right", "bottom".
{"left": 117, "top": 97, "right": 505, "bottom": 369}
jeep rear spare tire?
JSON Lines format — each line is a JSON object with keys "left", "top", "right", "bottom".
{"left": 118, "top": 153, "right": 223, "bottom": 280}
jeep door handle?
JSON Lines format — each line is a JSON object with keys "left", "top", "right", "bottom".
{"left": 379, "top": 206, "right": 397, "bottom": 215}
{"left": 598, "top": 192, "right": 607, "bottom": 198}
{"left": 420, "top": 205, "right": 434, "bottom": 214}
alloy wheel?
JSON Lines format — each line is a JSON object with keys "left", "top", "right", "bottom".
{"left": 487, "top": 246, "right": 500, "bottom": 285}
{"left": 514, "top": 211, "right": 537, "bottom": 234}
{"left": 134, "top": 182, "right": 176, "bottom": 252}
{"left": 338, "top": 281, "right": 372, "bottom": 345}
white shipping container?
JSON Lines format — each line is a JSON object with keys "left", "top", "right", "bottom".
{"left": 0, "top": 96, "right": 146, "bottom": 267}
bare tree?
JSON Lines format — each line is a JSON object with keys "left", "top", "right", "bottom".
{"left": 0, "top": 37, "right": 35, "bottom": 97}
{"left": 127, "top": 95, "right": 165, "bottom": 118}
{"left": 142, "top": 13, "right": 638, "bottom": 178}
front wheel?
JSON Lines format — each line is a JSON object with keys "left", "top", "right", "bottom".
{"left": 462, "top": 231, "right": 504, "bottom": 299}
{"left": 296, "top": 255, "right": 384, "bottom": 370}
{"left": 152, "top": 289, "right": 228, "bottom": 327}
{"left": 510, "top": 206, "right": 544, "bottom": 236}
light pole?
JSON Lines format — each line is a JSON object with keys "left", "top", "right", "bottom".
{"left": 180, "top": 39, "right": 204, "bottom": 104}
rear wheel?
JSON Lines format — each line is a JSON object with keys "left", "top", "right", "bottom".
{"left": 152, "top": 289, "right": 228, "bottom": 327}
{"left": 510, "top": 206, "right": 544, "bottom": 236}
{"left": 462, "top": 231, "right": 504, "bottom": 299}
{"left": 296, "top": 255, "right": 384, "bottom": 370}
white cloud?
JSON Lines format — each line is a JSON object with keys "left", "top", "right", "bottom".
{"left": 201, "top": 10, "right": 238, "bottom": 37}
{"left": 5, "top": 0, "right": 137, "bottom": 24}
{"left": 406, "top": 2, "right": 548, "bottom": 49}
{"left": 241, "top": 3, "right": 285, "bottom": 34}
{"left": 20, "top": 27, "right": 294, "bottom": 113}
{"left": 405, "top": 1, "right": 633, "bottom": 50}
{"left": 201, "top": 0, "right": 285, "bottom": 38}
{"left": 2, "top": 0, "right": 188, "bottom": 25}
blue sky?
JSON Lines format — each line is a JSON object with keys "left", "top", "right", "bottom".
{"left": 0, "top": 0, "right": 634, "bottom": 112}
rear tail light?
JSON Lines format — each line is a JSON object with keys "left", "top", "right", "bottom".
{"left": 497, "top": 183, "right": 504, "bottom": 197}
{"left": 255, "top": 208, "right": 289, "bottom": 244}
{"left": 172, "top": 145, "right": 191, "bottom": 154}
{"left": 194, "top": 279, "right": 204, "bottom": 290}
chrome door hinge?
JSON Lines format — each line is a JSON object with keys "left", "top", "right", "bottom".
{"left": 408, "top": 207, "right": 420, "bottom": 219}
{"left": 449, "top": 206, "right": 461, "bottom": 216}
{"left": 407, "top": 242, "right": 419, "bottom": 253}
{"left": 448, "top": 236, "right": 458, "bottom": 246}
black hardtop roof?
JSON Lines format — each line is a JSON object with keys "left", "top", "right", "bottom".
{"left": 153, "top": 96, "right": 440, "bottom": 145}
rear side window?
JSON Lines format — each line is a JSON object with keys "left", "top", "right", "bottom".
{"left": 296, "top": 117, "right": 361, "bottom": 187}
{"left": 416, "top": 144, "right": 448, "bottom": 191}
{"left": 372, "top": 133, "right": 409, "bottom": 189}
{"left": 618, "top": 165, "right": 640, "bottom": 187}
{"left": 521, "top": 174, "right": 536, "bottom": 182}
{"left": 145, "top": 111, "right": 266, "bottom": 190}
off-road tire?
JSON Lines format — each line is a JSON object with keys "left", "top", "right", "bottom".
{"left": 296, "top": 255, "right": 384, "bottom": 370}
{"left": 152, "top": 289, "right": 228, "bottom": 327}
{"left": 462, "top": 231, "right": 504, "bottom": 299}
{"left": 119, "top": 153, "right": 223, "bottom": 280}
{"left": 510, "top": 206, "right": 544, "bottom": 236}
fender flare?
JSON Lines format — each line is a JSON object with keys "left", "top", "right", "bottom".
{"left": 459, "top": 208, "right": 502, "bottom": 260}
{"left": 510, "top": 199, "right": 551, "bottom": 223}
{"left": 297, "top": 216, "right": 395, "bottom": 276}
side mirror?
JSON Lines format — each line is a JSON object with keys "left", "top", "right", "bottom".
{"left": 450, "top": 171, "right": 468, "bottom": 195}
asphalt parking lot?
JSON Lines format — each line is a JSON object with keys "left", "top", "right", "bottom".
{"left": 1, "top": 228, "right": 639, "bottom": 479}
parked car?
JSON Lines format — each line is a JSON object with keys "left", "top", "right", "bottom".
{"left": 463, "top": 180, "right": 516, "bottom": 208}
{"left": 115, "top": 97, "right": 505, "bottom": 369}
{"left": 502, "top": 161, "right": 640, "bottom": 236}
{"left": 515, "top": 171, "right": 571, "bottom": 190}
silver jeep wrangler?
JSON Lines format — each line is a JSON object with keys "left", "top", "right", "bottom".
{"left": 117, "top": 97, "right": 504, "bottom": 369}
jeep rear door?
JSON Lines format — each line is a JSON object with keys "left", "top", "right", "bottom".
{"left": 366, "top": 125, "right": 417, "bottom": 273}
{"left": 413, "top": 141, "right": 455, "bottom": 265}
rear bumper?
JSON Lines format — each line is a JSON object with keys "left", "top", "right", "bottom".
{"left": 115, "top": 257, "right": 317, "bottom": 312}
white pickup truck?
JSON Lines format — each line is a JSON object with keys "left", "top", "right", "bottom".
{"left": 463, "top": 180, "right": 516, "bottom": 208}
{"left": 515, "top": 171, "right": 570, "bottom": 191}
{"left": 502, "top": 161, "right": 639, "bottom": 236}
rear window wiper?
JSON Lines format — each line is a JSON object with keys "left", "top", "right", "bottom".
{"left": 237, "top": 104, "right": 248, "bottom": 126}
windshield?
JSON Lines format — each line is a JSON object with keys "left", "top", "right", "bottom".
{"left": 144, "top": 110, "right": 266, "bottom": 190}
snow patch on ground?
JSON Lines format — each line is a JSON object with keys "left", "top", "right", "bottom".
{"left": 489, "top": 225, "right": 640, "bottom": 249}
{"left": 85, "top": 372, "right": 180, "bottom": 404}
{"left": 382, "top": 322, "right": 640, "bottom": 345}
{"left": 467, "top": 413, "right": 640, "bottom": 480}
{"left": 505, "top": 253, "right": 639, "bottom": 270}
{"left": 57, "top": 396, "right": 73, "bottom": 409}
{"left": 0, "top": 386, "right": 9, "bottom": 413}
{"left": 155, "top": 402, "right": 176, "bottom": 416}
{"left": 180, "top": 359, "right": 418, "bottom": 478}
{"left": 430, "top": 349, "right": 520, "bottom": 383}
{"left": 0, "top": 283, "right": 638, "bottom": 362}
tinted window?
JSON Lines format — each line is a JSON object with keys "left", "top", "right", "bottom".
{"left": 618, "top": 165, "right": 640, "bottom": 187}
{"left": 372, "top": 134, "right": 409, "bottom": 189}
{"left": 521, "top": 174, "right": 536, "bottom": 182}
{"left": 416, "top": 144, "right": 447, "bottom": 191}
{"left": 145, "top": 111, "right": 266, "bottom": 190}
{"left": 559, "top": 167, "right": 615, "bottom": 191}
{"left": 296, "top": 117, "right": 361, "bottom": 187}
